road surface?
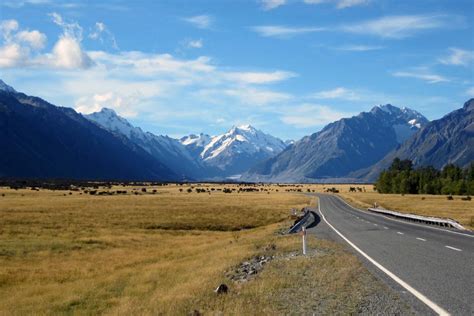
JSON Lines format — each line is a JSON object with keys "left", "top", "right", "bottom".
{"left": 309, "top": 194, "right": 474, "bottom": 315}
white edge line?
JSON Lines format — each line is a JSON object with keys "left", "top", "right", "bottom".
{"left": 334, "top": 195, "right": 473, "bottom": 238}
{"left": 416, "top": 238, "right": 427, "bottom": 241}
{"left": 445, "top": 246, "right": 462, "bottom": 252}
{"left": 317, "top": 198, "right": 450, "bottom": 316}
{"left": 397, "top": 232, "right": 404, "bottom": 235}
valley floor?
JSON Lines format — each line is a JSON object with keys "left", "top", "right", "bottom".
{"left": 0, "top": 183, "right": 414, "bottom": 314}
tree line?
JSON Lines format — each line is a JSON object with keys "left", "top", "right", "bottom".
{"left": 376, "top": 158, "right": 474, "bottom": 195}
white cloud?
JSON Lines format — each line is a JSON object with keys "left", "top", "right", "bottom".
{"left": 342, "top": 14, "right": 453, "bottom": 39}
{"left": 49, "top": 36, "right": 94, "bottom": 69}
{"left": 311, "top": 87, "right": 361, "bottom": 100}
{"left": 466, "top": 87, "right": 474, "bottom": 97}
{"left": 392, "top": 70, "right": 449, "bottom": 84}
{"left": 0, "top": 19, "right": 19, "bottom": 40}
{"left": 224, "top": 70, "right": 296, "bottom": 84}
{"left": 89, "top": 22, "right": 118, "bottom": 49}
{"left": 16, "top": 30, "right": 47, "bottom": 49}
{"left": 439, "top": 48, "right": 474, "bottom": 66}
{"left": 185, "top": 39, "right": 203, "bottom": 48}
{"left": 303, "top": 0, "right": 369, "bottom": 9}
{"left": 1, "top": 0, "right": 52, "bottom": 8}
{"left": 46, "top": 13, "right": 93, "bottom": 69}
{"left": 252, "top": 25, "right": 325, "bottom": 38}
{"left": 89, "top": 51, "right": 215, "bottom": 78}
{"left": 260, "top": 0, "right": 286, "bottom": 10}
{"left": 335, "top": 44, "right": 383, "bottom": 51}
{"left": 0, "top": 43, "right": 25, "bottom": 67}
{"left": 281, "top": 104, "right": 354, "bottom": 127}
{"left": 224, "top": 88, "right": 292, "bottom": 106}
{"left": 336, "top": 0, "right": 369, "bottom": 9}
{"left": 49, "top": 12, "right": 83, "bottom": 40}
{"left": 303, "top": 0, "right": 327, "bottom": 3}
{"left": 183, "top": 15, "right": 213, "bottom": 29}
{"left": 0, "top": 15, "right": 93, "bottom": 70}
{"left": 75, "top": 92, "right": 139, "bottom": 117}
{"left": 0, "top": 19, "right": 48, "bottom": 67}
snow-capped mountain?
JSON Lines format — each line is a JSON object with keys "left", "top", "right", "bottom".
{"left": 243, "top": 104, "right": 430, "bottom": 183}
{"left": 180, "top": 125, "right": 288, "bottom": 176}
{"left": 360, "top": 99, "right": 474, "bottom": 181}
{"left": 180, "top": 133, "right": 212, "bottom": 158}
{"left": 371, "top": 104, "right": 429, "bottom": 143}
{"left": 85, "top": 108, "right": 207, "bottom": 180}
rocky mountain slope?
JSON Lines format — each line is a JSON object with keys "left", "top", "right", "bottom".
{"left": 0, "top": 80, "right": 176, "bottom": 180}
{"left": 242, "top": 104, "right": 429, "bottom": 183}
{"left": 358, "top": 99, "right": 474, "bottom": 181}
{"left": 85, "top": 108, "right": 208, "bottom": 180}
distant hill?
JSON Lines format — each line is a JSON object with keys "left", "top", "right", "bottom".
{"left": 0, "top": 80, "right": 176, "bottom": 181}
{"left": 242, "top": 104, "right": 429, "bottom": 183}
{"left": 358, "top": 99, "right": 474, "bottom": 182}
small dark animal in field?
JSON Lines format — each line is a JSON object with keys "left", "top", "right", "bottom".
{"left": 447, "top": 195, "right": 454, "bottom": 200}
{"left": 461, "top": 196, "right": 471, "bottom": 201}
{"left": 215, "top": 284, "right": 228, "bottom": 294}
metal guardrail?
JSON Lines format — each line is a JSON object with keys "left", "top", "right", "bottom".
{"left": 367, "top": 207, "right": 467, "bottom": 230}
{"left": 288, "top": 209, "right": 312, "bottom": 234}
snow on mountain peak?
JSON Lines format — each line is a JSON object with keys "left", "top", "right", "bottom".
{"left": 180, "top": 133, "right": 212, "bottom": 147}
{"left": 199, "top": 125, "right": 286, "bottom": 162}
{"left": 0, "top": 79, "right": 16, "bottom": 93}
{"left": 85, "top": 108, "right": 141, "bottom": 139}
{"left": 408, "top": 119, "right": 421, "bottom": 129}
{"left": 236, "top": 124, "right": 254, "bottom": 131}
{"left": 375, "top": 104, "right": 397, "bottom": 114}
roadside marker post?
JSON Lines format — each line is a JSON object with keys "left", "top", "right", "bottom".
{"left": 301, "top": 226, "right": 307, "bottom": 255}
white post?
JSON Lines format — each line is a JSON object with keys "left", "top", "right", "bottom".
{"left": 302, "top": 226, "right": 307, "bottom": 255}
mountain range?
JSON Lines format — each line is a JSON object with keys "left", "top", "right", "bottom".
{"left": 242, "top": 104, "right": 429, "bottom": 182}
{"left": 180, "top": 125, "right": 287, "bottom": 177}
{"left": 1, "top": 79, "right": 472, "bottom": 182}
{"left": 0, "top": 81, "right": 175, "bottom": 181}
{"left": 356, "top": 99, "right": 474, "bottom": 181}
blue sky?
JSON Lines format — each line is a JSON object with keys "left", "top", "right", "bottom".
{"left": 0, "top": 0, "right": 473, "bottom": 140}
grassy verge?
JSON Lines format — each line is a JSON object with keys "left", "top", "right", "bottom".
{"left": 337, "top": 191, "right": 474, "bottom": 230}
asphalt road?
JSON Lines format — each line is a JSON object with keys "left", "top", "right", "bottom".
{"left": 308, "top": 194, "right": 474, "bottom": 315}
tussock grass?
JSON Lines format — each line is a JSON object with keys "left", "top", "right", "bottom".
{"left": 0, "top": 186, "right": 311, "bottom": 314}
{"left": 0, "top": 184, "right": 408, "bottom": 314}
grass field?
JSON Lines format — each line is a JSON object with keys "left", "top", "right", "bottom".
{"left": 0, "top": 184, "right": 406, "bottom": 314}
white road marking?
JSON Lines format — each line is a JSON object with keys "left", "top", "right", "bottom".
{"left": 334, "top": 195, "right": 473, "bottom": 238}
{"left": 384, "top": 226, "right": 389, "bottom": 229}
{"left": 445, "top": 246, "right": 462, "bottom": 252}
{"left": 317, "top": 199, "right": 450, "bottom": 316}
{"left": 416, "top": 238, "right": 426, "bottom": 241}
{"left": 397, "top": 232, "right": 404, "bottom": 235}
{"left": 374, "top": 223, "right": 378, "bottom": 226}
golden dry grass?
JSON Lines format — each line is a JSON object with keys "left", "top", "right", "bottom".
{"left": 0, "top": 183, "right": 409, "bottom": 314}
{"left": 0, "top": 185, "right": 311, "bottom": 314}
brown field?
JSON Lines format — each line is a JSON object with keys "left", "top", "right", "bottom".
{"left": 0, "top": 184, "right": 405, "bottom": 314}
